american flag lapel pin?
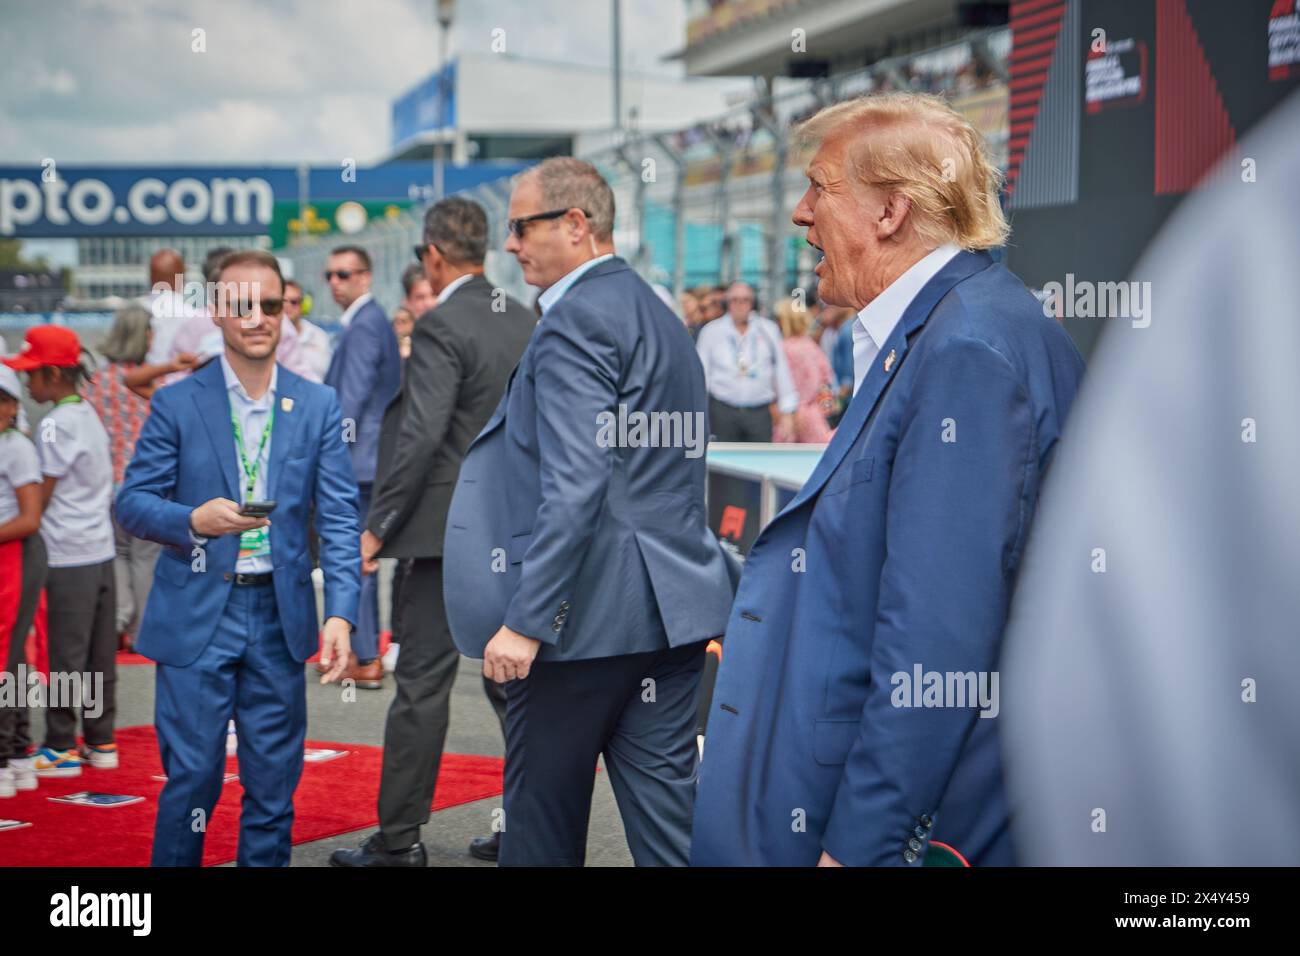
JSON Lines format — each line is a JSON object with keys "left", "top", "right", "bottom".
{"left": 883, "top": 349, "right": 896, "bottom": 373}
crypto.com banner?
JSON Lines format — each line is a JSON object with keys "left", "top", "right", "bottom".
{"left": 0, "top": 162, "right": 520, "bottom": 238}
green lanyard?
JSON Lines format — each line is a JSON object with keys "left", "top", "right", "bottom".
{"left": 55, "top": 394, "right": 82, "bottom": 405}
{"left": 230, "top": 404, "right": 274, "bottom": 501}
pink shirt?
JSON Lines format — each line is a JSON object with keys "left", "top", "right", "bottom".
{"left": 776, "top": 335, "right": 835, "bottom": 443}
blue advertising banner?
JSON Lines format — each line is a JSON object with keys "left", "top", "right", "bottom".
{"left": 0, "top": 157, "right": 519, "bottom": 238}
{"left": 391, "top": 61, "right": 457, "bottom": 150}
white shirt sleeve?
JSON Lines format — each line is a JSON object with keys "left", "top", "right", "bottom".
{"left": 3, "top": 433, "right": 42, "bottom": 488}
{"left": 37, "top": 410, "right": 82, "bottom": 479}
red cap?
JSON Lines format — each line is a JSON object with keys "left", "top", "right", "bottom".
{"left": 2, "top": 325, "right": 83, "bottom": 371}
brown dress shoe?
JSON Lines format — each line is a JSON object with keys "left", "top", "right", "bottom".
{"left": 342, "top": 652, "right": 384, "bottom": 689}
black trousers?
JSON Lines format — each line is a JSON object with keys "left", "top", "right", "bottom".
{"left": 43, "top": 558, "right": 117, "bottom": 751}
{"left": 708, "top": 397, "right": 773, "bottom": 442}
{"left": 499, "top": 640, "right": 707, "bottom": 867}
{"left": 377, "top": 556, "right": 506, "bottom": 850}
{"left": 0, "top": 534, "right": 48, "bottom": 761}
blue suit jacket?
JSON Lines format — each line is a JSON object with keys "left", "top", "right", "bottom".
{"left": 443, "top": 256, "right": 735, "bottom": 661}
{"left": 691, "top": 251, "right": 1085, "bottom": 866}
{"left": 324, "top": 297, "right": 400, "bottom": 484}
{"left": 115, "top": 359, "right": 362, "bottom": 667}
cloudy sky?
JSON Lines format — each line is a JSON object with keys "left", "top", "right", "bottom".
{"left": 0, "top": 0, "right": 691, "bottom": 165}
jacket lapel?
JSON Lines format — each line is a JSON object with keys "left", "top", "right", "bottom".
{"left": 268, "top": 366, "right": 304, "bottom": 501}
{"left": 192, "top": 359, "right": 241, "bottom": 501}
{"left": 784, "top": 250, "right": 993, "bottom": 513}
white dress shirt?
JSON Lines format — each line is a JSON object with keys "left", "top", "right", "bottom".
{"left": 339, "top": 291, "right": 373, "bottom": 328}
{"left": 852, "top": 243, "right": 961, "bottom": 393}
{"left": 695, "top": 312, "right": 800, "bottom": 413}
{"left": 537, "top": 254, "right": 613, "bottom": 315}
{"left": 144, "top": 289, "right": 206, "bottom": 366}
{"left": 293, "top": 319, "right": 333, "bottom": 383}
{"left": 435, "top": 272, "right": 475, "bottom": 307}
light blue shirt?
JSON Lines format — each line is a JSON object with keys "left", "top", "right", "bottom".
{"left": 221, "top": 353, "right": 278, "bottom": 574}
{"left": 537, "top": 253, "right": 613, "bottom": 315}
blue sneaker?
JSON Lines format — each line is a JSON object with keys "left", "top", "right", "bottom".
{"left": 33, "top": 747, "right": 83, "bottom": 778}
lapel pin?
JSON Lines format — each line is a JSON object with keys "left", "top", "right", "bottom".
{"left": 280, "top": 397, "right": 294, "bottom": 413}
{"left": 883, "top": 349, "right": 896, "bottom": 373}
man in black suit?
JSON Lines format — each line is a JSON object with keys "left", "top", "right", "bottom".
{"left": 329, "top": 197, "right": 535, "bottom": 867}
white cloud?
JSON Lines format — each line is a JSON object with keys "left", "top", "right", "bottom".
{"left": 0, "top": 0, "right": 690, "bottom": 164}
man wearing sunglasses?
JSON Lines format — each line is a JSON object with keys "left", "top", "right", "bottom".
{"left": 330, "top": 197, "right": 536, "bottom": 868}
{"left": 117, "top": 249, "right": 361, "bottom": 866}
{"left": 443, "top": 158, "right": 735, "bottom": 867}
{"left": 323, "top": 245, "right": 401, "bottom": 687}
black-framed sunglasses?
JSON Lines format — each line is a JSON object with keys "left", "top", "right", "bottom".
{"left": 412, "top": 241, "right": 445, "bottom": 263}
{"left": 507, "top": 208, "right": 591, "bottom": 240}
{"left": 323, "top": 268, "right": 369, "bottom": 281}
{"left": 231, "top": 297, "right": 284, "bottom": 317}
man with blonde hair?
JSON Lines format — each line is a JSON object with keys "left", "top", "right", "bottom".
{"left": 692, "top": 92, "right": 1085, "bottom": 867}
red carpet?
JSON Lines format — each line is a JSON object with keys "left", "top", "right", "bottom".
{"left": 0, "top": 725, "right": 503, "bottom": 866}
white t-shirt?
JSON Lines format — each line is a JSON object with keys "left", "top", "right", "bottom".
{"left": 0, "top": 428, "right": 41, "bottom": 527}
{"left": 36, "top": 399, "right": 115, "bottom": 568}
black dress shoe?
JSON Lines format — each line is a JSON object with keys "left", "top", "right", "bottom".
{"left": 329, "top": 832, "right": 427, "bottom": 867}
{"left": 468, "top": 832, "right": 500, "bottom": 862}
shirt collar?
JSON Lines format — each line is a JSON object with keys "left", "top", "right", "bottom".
{"left": 219, "top": 351, "right": 278, "bottom": 405}
{"left": 435, "top": 273, "right": 475, "bottom": 306}
{"left": 537, "top": 254, "right": 614, "bottom": 316}
{"left": 853, "top": 243, "right": 961, "bottom": 351}
{"left": 339, "top": 291, "right": 372, "bottom": 328}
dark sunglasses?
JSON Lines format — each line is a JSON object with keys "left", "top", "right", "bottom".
{"left": 507, "top": 208, "right": 591, "bottom": 240}
{"left": 323, "top": 268, "right": 369, "bottom": 281}
{"left": 232, "top": 297, "right": 284, "bottom": 317}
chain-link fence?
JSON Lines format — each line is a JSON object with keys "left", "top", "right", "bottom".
{"left": 275, "top": 27, "right": 1010, "bottom": 320}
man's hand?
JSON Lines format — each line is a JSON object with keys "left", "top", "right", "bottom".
{"left": 817, "top": 851, "right": 844, "bottom": 867}
{"left": 360, "top": 529, "right": 382, "bottom": 575}
{"left": 483, "top": 625, "right": 541, "bottom": 683}
{"left": 190, "top": 498, "right": 268, "bottom": 538}
{"left": 317, "top": 616, "right": 352, "bottom": 684}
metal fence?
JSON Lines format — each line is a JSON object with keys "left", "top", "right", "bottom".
{"left": 275, "top": 27, "right": 1010, "bottom": 321}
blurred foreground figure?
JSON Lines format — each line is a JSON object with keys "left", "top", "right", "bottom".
{"left": 1001, "top": 92, "right": 1300, "bottom": 866}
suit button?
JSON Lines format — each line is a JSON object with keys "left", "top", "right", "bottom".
{"left": 903, "top": 850, "right": 918, "bottom": 864}
{"left": 552, "top": 620, "right": 562, "bottom": 633}
{"left": 559, "top": 601, "right": 570, "bottom": 612}
{"left": 914, "top": 826, "right": 926, "bottom": 839}
{"left": 908, "top": 837, "right": 923, "bottom": 852}
{"left": 223, "top": 572, "right": 232, "bottom": 581}
{"left": 919, "top": 815, "right": 933, "bottom": 829}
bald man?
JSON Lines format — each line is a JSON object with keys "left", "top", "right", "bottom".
{"left": 143, "top": 248, "right": 204, "bottom": 366}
